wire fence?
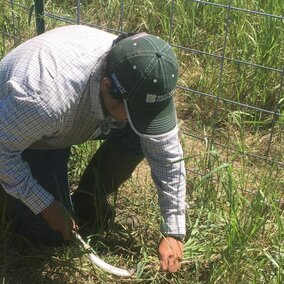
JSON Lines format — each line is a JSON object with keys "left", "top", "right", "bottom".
{"left": 1, "top": 0, "right": 284, "bottom": 178}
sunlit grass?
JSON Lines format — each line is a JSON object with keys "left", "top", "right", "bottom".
{"left": 1, "top": 0, "right": 283, "bottom": 283}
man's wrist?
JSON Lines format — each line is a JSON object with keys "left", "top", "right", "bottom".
{"left": 164, "top": 235, "right": 184, "bottom": 243}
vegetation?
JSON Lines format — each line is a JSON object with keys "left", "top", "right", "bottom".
{"left": 0, "top": 0, "right": 283, "bottom": 283}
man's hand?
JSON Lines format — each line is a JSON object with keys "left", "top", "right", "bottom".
{"left": 158, "top": 237, "right": 183, "bottom": 273}
{"left": 40, "top": 200, "right": 78, "bottom": 240}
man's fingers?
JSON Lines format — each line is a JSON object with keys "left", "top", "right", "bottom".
{"left": 168, "top": 256, "right": 181, "bottom": 273}
{"left": 160, "top": 255, "right": 181, "bottom": 273}
{"left": 68, "top": 217, "right": 78, "bottom": 231}
{"left": 173, "top": 257, "right": 182, "bottom": 272}
{"left": 167, "top": 255, "right": 175, "bottom": 272}
{"left": 61, "top": 226, "right": 70, "bottom": 240}
{"left": 160, "top": 259, "right": 168, "bottom": 271}
{"left": 61, "top": 216, "right": 78, "bottom": 240}
{"left": 158, "top": 237, "right": 184, "bottom": 273}
{"left": 41, "top": 200, "right": 78, "bottom": 240}
{"left": 160, "top": 254, "right": 174, "bottom": 272}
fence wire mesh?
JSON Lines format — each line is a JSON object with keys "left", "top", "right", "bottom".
{"left": 1, "top": 0, "right": 284, "bottom": 200}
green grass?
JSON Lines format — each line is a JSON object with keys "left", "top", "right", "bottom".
{"left": 1, "top": 0, "right": 284, "bottom": 283}
{"left": 1, "top": 153, "right": 283, "bottom": 283}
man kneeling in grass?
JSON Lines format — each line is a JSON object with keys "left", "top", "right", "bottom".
{"left": 0, "top": 25, "right": 186, "bottom": 273}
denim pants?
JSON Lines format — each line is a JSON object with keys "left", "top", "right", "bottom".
{"left": 2, "top": 124, "right": 143, "bottom": 245}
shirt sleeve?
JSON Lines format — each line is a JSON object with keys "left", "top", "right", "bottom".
{"left": 0, "top": 80, "right": 56, "bottom": 214}
{"left": 140, "top": 128, "right": 186, "bottom": 238}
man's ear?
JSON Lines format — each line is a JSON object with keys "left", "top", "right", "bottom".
{"left": 101, "top": 77, "right": 113, "bottom": 94}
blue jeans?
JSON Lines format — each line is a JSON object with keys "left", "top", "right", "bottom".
{"left": 11, "top": 148, "right": 72, "bottom": 245}
{"left": 4, "top": 124, "right": 143, "bottom": 245}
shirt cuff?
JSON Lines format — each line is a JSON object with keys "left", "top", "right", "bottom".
{"left": 21, "top": 185, "right": 55, "bottom": 215}
{"left": 160, "top": 213, "right": 186, "bottom": 239}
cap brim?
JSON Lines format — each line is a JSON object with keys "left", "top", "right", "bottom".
{"left": 124, "top": 97, "right": 177, "bottom": 137}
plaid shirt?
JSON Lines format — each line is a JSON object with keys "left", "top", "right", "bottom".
{"left": 0, "top": 25, "right": 186, "bottom": 237}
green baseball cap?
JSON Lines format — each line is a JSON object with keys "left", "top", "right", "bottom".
{"left": 107, "top": 33, "right": 179, "bottom": 137}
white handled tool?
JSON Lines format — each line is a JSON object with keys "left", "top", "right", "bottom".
{"left": 73, "top": 232, "right": 134, "bottom": 277}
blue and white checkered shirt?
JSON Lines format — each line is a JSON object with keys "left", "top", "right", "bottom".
{"left": 0, "top": 25, "right": 186, "bottom": 237}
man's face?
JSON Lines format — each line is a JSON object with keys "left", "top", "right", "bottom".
{"left": 100, "top": 77, "right": 128, "bottom": 122}
{"left": 107, "top": 99, "right": 128, "bottom": 122}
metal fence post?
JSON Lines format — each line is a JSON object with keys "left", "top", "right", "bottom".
{"left": 34, "top": 0, "right": 45, "bottom": 34}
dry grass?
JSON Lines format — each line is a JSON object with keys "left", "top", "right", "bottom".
{"left": 1, "top": 130, "right": 283, "bottom": 283}
{"left": 1, "top": 0, "right": 284, "bottom": 283}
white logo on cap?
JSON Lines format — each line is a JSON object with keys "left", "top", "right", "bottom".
{"left": 146, "top": 91, "right": 174, "bottom": 103}
{"left": 146, "top": 94, "right": 157, "bottom": 103}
